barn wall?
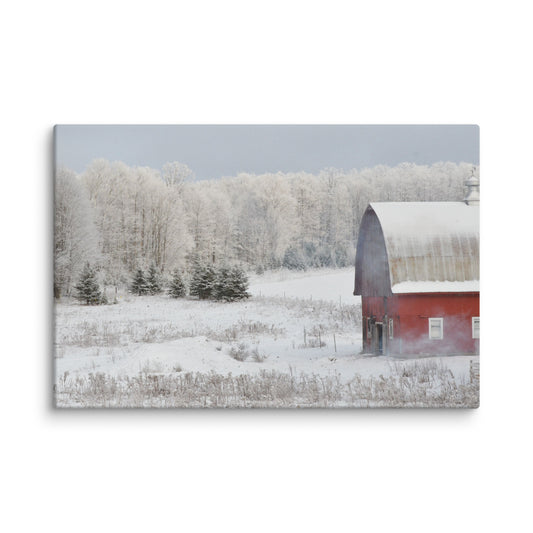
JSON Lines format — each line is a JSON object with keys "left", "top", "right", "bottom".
{"left": 361, "top": 293, "right": 479, "bottom": 355}
{"left": 396, "top": 293, "right": 479, "bottom": 355}
{"left": 361, "top": 296, "right": 399, "bottom": 354}
{"left": 354, "top": 207, "right": 392, "bottom": 296}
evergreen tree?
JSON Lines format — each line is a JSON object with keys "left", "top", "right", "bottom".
{"left": 189, "top": 265, "right": 202, "bottom": 298}
{"left": 146, "top": 263, "right": 162, "bottom": 294}
{"left": 282, "top": 246, "right": 307, "bottom": 270}
{"left": 130, "top": 268, "right": 149, "bottom": 295}
{"left": 189, "top": 263, "right": 216, "bottom": 300}
{"left": 225, "top": 266, "right": 250, "bottom": 302}
{"left": 333, "top": 244, "right": 349, "bottom": 268}
{"left": 100, "top": 290, "right": 109, "bottom": 305}
{"left": 168, "top": 270, "right": 186, "bottom": 298}
{"left": 74, "top": 263, "right": 103, "bottom": 305}
{"left": 212, "top": 266, "right": 231, "bottom": 301}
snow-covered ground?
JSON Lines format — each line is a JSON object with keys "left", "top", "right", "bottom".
{"left": 54, "top": 268, "right": 478, "bottom": 406}
{"left": 249, "top": 267, "right": 361, "bottom": 306}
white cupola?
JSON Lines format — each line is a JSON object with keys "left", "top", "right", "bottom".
{"left": 464, "top": 169, "right": 480, "bottom": 206}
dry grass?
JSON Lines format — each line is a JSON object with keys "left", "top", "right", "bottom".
{"left": 255, "top": 295, "right": 361, "bottom": 329}
{"left": 56, "top": 317, "right": 286, "bottom": 348}
{"left": 228, "top": 343, "right": 269, "bottom": 362}
{"left": 55, "top": 360, "right": 478, "bottom": 408}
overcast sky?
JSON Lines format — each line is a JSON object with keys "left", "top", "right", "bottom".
{"left": 55, "top": 125, "right": 479, "bottom": 180}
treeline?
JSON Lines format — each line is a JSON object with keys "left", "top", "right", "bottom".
{"left": 54, "top": 159, "right": 476, "bottom": 297}
{"left": 72, "top": 262, "right": 249, "bottom": 305}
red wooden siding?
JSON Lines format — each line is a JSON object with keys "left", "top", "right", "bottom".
{"left": 355, "top": 202, "right": 480, "bottom": 356}
{"left": 362, "top": 293, "right": 479, "bottom": 355}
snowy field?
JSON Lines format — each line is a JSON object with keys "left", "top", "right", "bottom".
{"left": 54, "top": 268, "right": 479, "bottom": 407}
{"left": 249, "top": 267, "right": 361, "bottom": 305}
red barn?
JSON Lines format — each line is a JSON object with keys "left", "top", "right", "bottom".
{"left": 353, "top": 179, "right": 479, "bottom": 356}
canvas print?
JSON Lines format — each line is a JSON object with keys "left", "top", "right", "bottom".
{"left": 53, "top": 125, "right": 480, "bottom": 408}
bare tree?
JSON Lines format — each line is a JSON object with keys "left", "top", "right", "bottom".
{"left": 54, "top": 167, "right": 98, "bottom": 298}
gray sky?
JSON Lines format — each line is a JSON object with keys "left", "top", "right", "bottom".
{"left": 54, "top": 125, "right": 479, "bottom": 179}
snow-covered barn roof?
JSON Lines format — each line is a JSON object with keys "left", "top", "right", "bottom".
{"left": 354, "top": 202, "right": 479, "bottom": 296}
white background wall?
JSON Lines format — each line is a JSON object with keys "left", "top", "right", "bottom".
{"left": 1, "top": 1, "right": 531, "bottom": 532}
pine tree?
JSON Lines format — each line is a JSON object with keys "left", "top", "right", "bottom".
{"left": 190, "top": 263, "right": 216, "bottom": 299}
{"left": 168, "top": 270, "right": 186, "bottom": 298}
{"left": 189, "top": 265, "right": 201, "bottom": 299}
{"left": 74, "top": 263, "right": 103, "bottom": 305}
{"left": 198, "top": 264, "right": 216, "bottom": 300}
{"left": 212, "top": 266, "right": 231, "bottom": 301}
{"left": 130, "top": 268, "right": 149, "bottom": 295}
{"left": 282, "top": 246, "right": 307, "bottom": 270}
{"left": 146, "top": 263, "right": 162, "bottom": 295}
{"left": 223, "top": 266, "right": 250, "bottom": 302}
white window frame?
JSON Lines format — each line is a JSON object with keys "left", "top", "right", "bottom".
{"left": 428, "top": 318, "right": 443, "bottom": 340}
{"left": 389, "top": 318, "right": 394, "bottom": 339}
{"left": 472, "top": 317, "right": 480, "bottom": 339}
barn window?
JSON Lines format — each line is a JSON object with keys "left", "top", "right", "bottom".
{"left": 388, "top": 319, "right": 394, "bottom": 339}
{"left": 367, "top": 318, "right": 372, "bottom": 339}
{"left": 472, "top": 317, "right": 480, "bottom": 339}
{"left": 428, "top": 318, "right": 443, "bottom": 340}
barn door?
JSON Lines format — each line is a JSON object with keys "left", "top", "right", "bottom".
{"left": 376, "top": 323, "right": 383, "bottom": 355}
{"left": 370, "top": 322, "right": 383, "bottom": 355}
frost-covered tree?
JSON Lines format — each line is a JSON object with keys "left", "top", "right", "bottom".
{"left": 71, "top": 158, "right": 471, "bottom": 281}
{"left": 289, "top": 172, "right": 321, "bottom": 248}
{"left": 257, "top": 174, "right": 297, "bottom": 266}
{"left": 212, "top": 266, "right": 231, "bottom": 301}
{"left": 282, "top": 246, "right": 307, "bottom": 270}
{"left": 182, "top": 184, "right": 233, "bottom": 266}
{"left": 229, "top": 173, "right": 296, "bottom": 268}
{"left": 74, "top": 263, "right": 103, "bottom": 305}
{"left": 211, "top": 265, "right": 250, "bottom": 302}
{"left": 189, "top": 263, "right": 216, "bottom": 300}
{"left": 162, "top": 161, "right": 195, "bottom": 191}
{"left": 82, "top": 159, "right": 192, "bottom": 279}
{"left": 225, "top": 266, "right": 250, "bottom": 301}
{"left": 168, "top": 270, "right": 186, "bottom": 298}
{"left": 130, "top": 268, "right": 149, "bottom": 295}
{"left": 146, "top": 263, "right": 162, "bottom": 294}
{"left": 54, "top": 167, "right": 99, "bottom": 298}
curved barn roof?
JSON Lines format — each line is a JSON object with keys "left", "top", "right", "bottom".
{"left": 355, "top": 202, "right": 479, "bottom": 295}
